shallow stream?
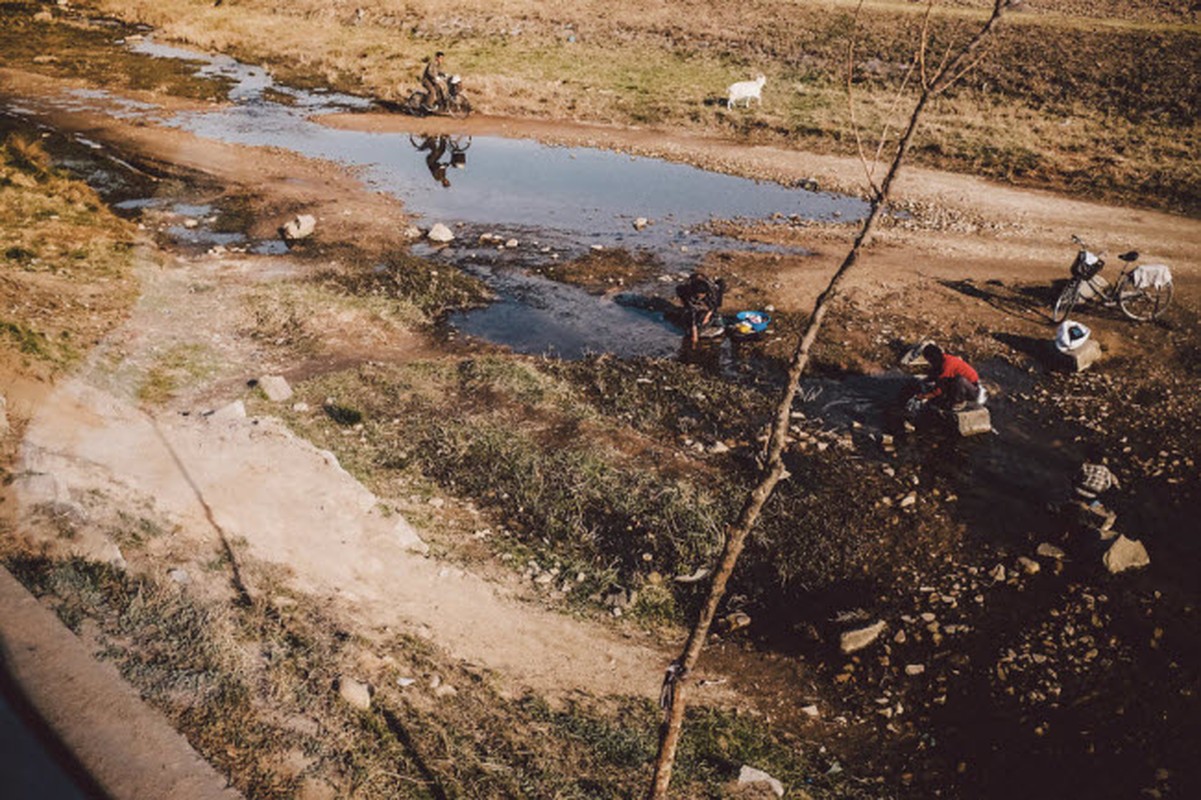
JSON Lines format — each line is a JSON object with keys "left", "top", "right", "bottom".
{"left": 15, "top": 33, "right": 868, "bottom": 360}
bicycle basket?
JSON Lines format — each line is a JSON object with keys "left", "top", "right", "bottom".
{"left": 1071, "top": 251, "right": 1104, "bottom": 280}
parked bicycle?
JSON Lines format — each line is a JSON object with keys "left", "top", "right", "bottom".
{"left": 1051, "top": 235, "right": 1173, "bottom": 323}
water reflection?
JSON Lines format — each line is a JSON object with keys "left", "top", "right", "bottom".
{"left": 42, "top": 37, "right": 873, "bottom": 361}
{"left": 410, "top": 134, "right": 471, "bottom": 188}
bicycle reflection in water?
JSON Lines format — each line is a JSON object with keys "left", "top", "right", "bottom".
{"left": 409, "top": 134, "right": 471, "bottom": 187}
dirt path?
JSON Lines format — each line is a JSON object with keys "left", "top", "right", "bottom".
{"left": 9, "top": 235, "right": 671, "bottom": 703}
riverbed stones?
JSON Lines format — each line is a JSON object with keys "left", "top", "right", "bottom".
{"left": 840, "top": 620, "right": 887, "bottom": 654}
{"left": 1102, "top": 534, "right": 1150, "bottom": 574}
{"left": 427, "top": 223, "right": 455, "bottom": 243}
{"left": 1017, "top": 556, "right": 1041, "bottom": 575}
{"left": 1054, "top": 337, "right": 1103, "bottom": 372}
{"left": 279, "top": 213, "right": 316, "bottom": 242}
{"left": 258, "top": 374, "right": 293, "bottom": 402}
{"left": 1036, "top": 542, "right": 1066, "bottom": 560}
{"left": 1076, "top": 502, "right": 1117, "bottom": 532}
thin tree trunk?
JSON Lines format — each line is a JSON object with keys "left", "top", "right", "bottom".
{"left": 647, "top": 3, "right": 1014, "bottom": 796}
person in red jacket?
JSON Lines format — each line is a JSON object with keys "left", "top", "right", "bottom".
{"left": 916, "top": 343, "right": 980, "bottom": 410}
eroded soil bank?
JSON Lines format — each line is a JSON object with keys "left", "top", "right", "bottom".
{"left": 1, "top": 6, "right": 1199, "bottom": 800}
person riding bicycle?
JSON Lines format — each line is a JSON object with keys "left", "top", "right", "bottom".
{"left": 912, "top": 344, "right": 980, "bottom": 411}
{"left": 421, "top": 51, "right": 447, "bottom": 110}
{"left": 675, "top": 271, "right": 725, "bottom": 345}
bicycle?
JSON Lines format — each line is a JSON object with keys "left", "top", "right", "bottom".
{"left": 1051, "top": 235, "right": 1173, "bottom": 323}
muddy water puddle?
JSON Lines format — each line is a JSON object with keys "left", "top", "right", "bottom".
{"left": 18, "top": 30, "right": 867, "bottom": 359}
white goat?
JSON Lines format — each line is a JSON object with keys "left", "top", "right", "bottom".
{"left": 727, "top": 74, "right": 766, "bottom": 109}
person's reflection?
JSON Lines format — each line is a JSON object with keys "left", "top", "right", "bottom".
{"left": 410, "top": 135, "right": 471, "bottom": 188}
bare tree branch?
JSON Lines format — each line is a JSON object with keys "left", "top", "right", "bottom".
{"left": 646, "top": 2, "right": 1014, "bottom": 797}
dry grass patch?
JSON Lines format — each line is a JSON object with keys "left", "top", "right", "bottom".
{"left": 0, "top": 133, "right": 138, "bottom": 378}
{"left": 88, "top": 0, "right": 1199, "bottom": 212}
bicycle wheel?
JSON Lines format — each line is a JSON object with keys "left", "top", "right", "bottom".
{"left": 448, "top": 95, "right": 471, "bottom": 118}
{"left": 1052, "top": 279, "right": 1081, "bottom": 323}
{"left": 1118, "top": 274, "right": 1173, "bottom": 321}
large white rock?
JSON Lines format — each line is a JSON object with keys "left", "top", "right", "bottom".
{"left": 337, "top": 676, "right": 371, "bottom": 711}
{"left": 840, "top": 620, "right": 886, "bottom": 654}
{"left": 427, "top": 223, "right": 455, "bottom": 243}
{"left": 258, "top": 375, "right": 293, "bottom": 403}
{"left": 738, "top": 765, "right": 784, "bottom": 798}
{"left": 1103, "top": 535, "right": 1150, "bottom": 574}
{"left": 279, "top": 214, "right": 316, "bottom": 242}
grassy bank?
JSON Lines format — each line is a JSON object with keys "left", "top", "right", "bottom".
{"left": 0, "top": 550, "right": 873, "bottom": 798}
{"left": 84, "top": 0, "right": 1201, "bottom": 214}
{"left": 0, "top": 132, "right": 137, "bottom": 378}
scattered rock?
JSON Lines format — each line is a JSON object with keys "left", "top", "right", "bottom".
{"left": 674, "top": 567, "right": 710, "bottom": 584}
{"left": 737, "top": 765, "right": 785, "bottom": 798}
{"left": 722, "top": 611, "right": 752, "bottom": 633}
{"left": 433, "top": 683, "right": 458, "bottom": 698}
{"left": 800, "top": 704, "right": 820, "bottom": 718}
{"left": 840, "top": 620, "right": 887, "bottom": 654}
{"left": 167, "top": 568, "right": 190, "bottom": 584}
{"left": 899, "top": 492, "right": 917, "bottom": 508}
{"left": 1036, "top": 543, "right": 1066, "bottom": 560}
{"left": 427, "top": 223, "right": 455, "bottom": 243}
{"left": 209, "top": 400, "right": 246, "bottom": 421}
{"left": 1017, "top": 556, "right": 1041, "bottom": 575}
{"left": 258, "top": 374, "right": 293, "bottom": 402}
{"left": 1103, "top": 535, "right": 1150, "bottom": 574}
{"left": 336, "top": 676, "right": 371, "bottom": 711}
{"left": 633, "top": 217, "right": 649, "bottom": 230}
{"left": 505, "top": 238, "right": 519, "bottom": 248}
{"left": 905, "top": 664, "right": 926, "bottom": 676}
{"left": 279, "top": 213, "right": 316, "bottom": 242}
{"left": 989, "top": 563, "right": 1007, "bottom": 582}
{"left": 402, "top": 224, "right": 422, "bottom": 240}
